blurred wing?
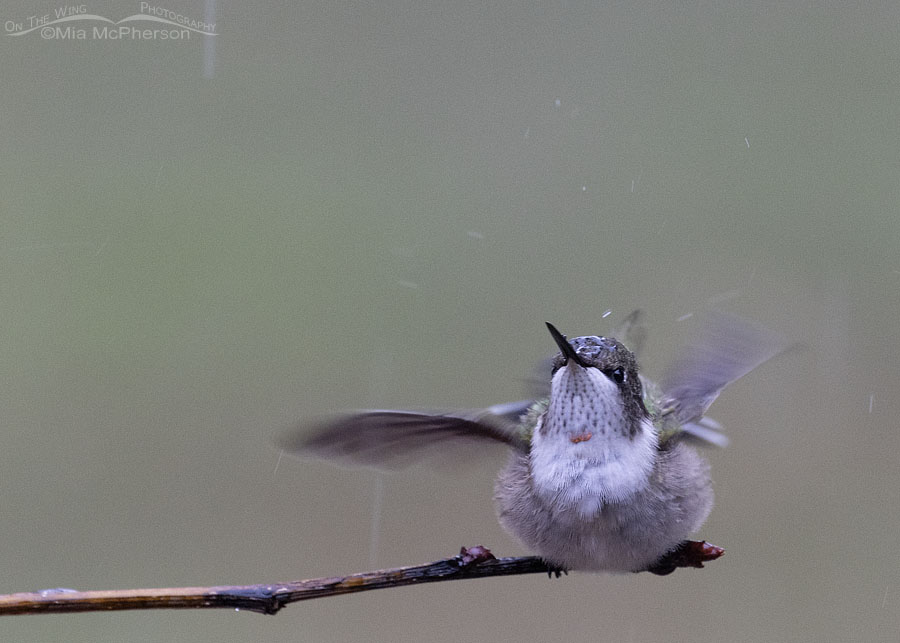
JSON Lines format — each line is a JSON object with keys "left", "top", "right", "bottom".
{"left": 609, "top": 309, "right": 647, "bottom": 357}
{"left": 679, "top": 417, "right": 730, "bottom": 448}
{"left": 280, "top": 408, "right": 529, "bottom": 470}
{"left": 660, "top": 311, "right": 789, "bottom": 425}
{"left": 644, "top": 375, "right": 729, "bottom": 448}
{"left": 484, "top": 399, "right": 536, "bottom": 424}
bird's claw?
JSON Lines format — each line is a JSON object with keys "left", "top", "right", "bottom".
{"left": 456, "top": 545, "right": 496, "bottom": 569}
{"left": 644, "top": 540, "right": 725, "bottom": 576}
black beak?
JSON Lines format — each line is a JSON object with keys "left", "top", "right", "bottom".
{"left": 545, "top": 322, "right": 587, "bottom": 367}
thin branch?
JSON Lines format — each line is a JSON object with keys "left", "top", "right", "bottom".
{"left": 0, "top": 542, "right": 723, "bottom": 617}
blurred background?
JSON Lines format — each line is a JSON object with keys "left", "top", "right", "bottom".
{"left": 1, "top": 1, "right": 899, "bottom": 641}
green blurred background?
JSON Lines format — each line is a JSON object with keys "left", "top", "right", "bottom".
{"left": 1, "top": 1, "right": 899, "bottom": 641}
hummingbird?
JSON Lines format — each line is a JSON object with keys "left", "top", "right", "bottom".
{"left": 284, "top": 311, "right": 786, "bottom": 574}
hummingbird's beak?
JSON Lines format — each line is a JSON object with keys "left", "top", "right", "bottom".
{"left": 545, "top": 322, "right": 588, "bottom": 368}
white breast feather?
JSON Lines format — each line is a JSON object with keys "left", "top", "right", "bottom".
{"left": 530, "top": 366, "right": 658, "bottom": 517}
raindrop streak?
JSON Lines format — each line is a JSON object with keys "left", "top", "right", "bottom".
{"left": 745, "top": 136, "right": 750, "bottom": 148}
{"left": 869, "top": 393, "right": 875, "bottom": 414}
{"left": 203, "top": 0, "right": 217, "bottom": 79}
{"left": 746, "top": 265, "right": 758, "bottom": 289}
{"left": 369, "top": 475, "right": 385, "bottom": 569}
{"left": 602, "top": 310, "right": 612, "bottom": 318}
{"left": 273, "top": 449, "right": 285, "bottom": 476}
{"left": 677, "top": 313, "right": 693, "bottom": 322}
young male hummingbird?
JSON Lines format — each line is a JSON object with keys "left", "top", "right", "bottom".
{"left": 285, "top": 312, "right": 785, "bottom": 574}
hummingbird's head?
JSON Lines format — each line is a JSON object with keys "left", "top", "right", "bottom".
{"left": 544, "top": 322, "right": 648, "bottom": 438}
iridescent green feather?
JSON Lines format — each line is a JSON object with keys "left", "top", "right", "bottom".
{"left": 641, "top": 375, "right": 681, "bottom": 447}
{"left": 515, "top": 398, "right": 548, "bottom": 444}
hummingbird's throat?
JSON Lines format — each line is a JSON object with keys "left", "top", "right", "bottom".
{"left": 543, "top": 365, "right": 632, "bottom": 440}
{"left": 530, "top": 366, "right": 658, "bottom": 514}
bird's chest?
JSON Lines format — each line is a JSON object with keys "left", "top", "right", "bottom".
{"left": 529, "top": 412, "right": 658, "bottom": 517}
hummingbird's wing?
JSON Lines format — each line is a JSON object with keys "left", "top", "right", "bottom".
{"left": 659, "top": 311, "right": 789, "bottom": 426}
{"left": 609, "top": 309, "right": 647, "bottom": 357}
{"left": 678, "top": 417, "right": 730, "bottom": 448}
{"left": 280, "top": 406, "right": 531, "bottom": 470}
{"left": 641, "top": 375, "right": 731, "bottom": 448}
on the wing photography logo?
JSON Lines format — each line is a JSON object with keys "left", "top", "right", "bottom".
{"left": 5, "top": 3, "right": 217, "bottom": 41}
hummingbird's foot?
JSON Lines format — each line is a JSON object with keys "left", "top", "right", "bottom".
{"left": 543, "top": 562, "right": 569, "bottom": 579}
{"left": 456, "top": 545, "right": 496, "bottom": 569}
{"left": 644, "top": 540, "right": 725, "bottom": 576}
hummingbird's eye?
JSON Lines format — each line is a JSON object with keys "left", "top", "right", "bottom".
{"left": 609, "top": 367, "right": 626, "bottom": 384}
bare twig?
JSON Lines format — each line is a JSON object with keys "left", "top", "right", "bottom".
{"left": 0, "top": 542, "right": 723, "bottom": 617}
